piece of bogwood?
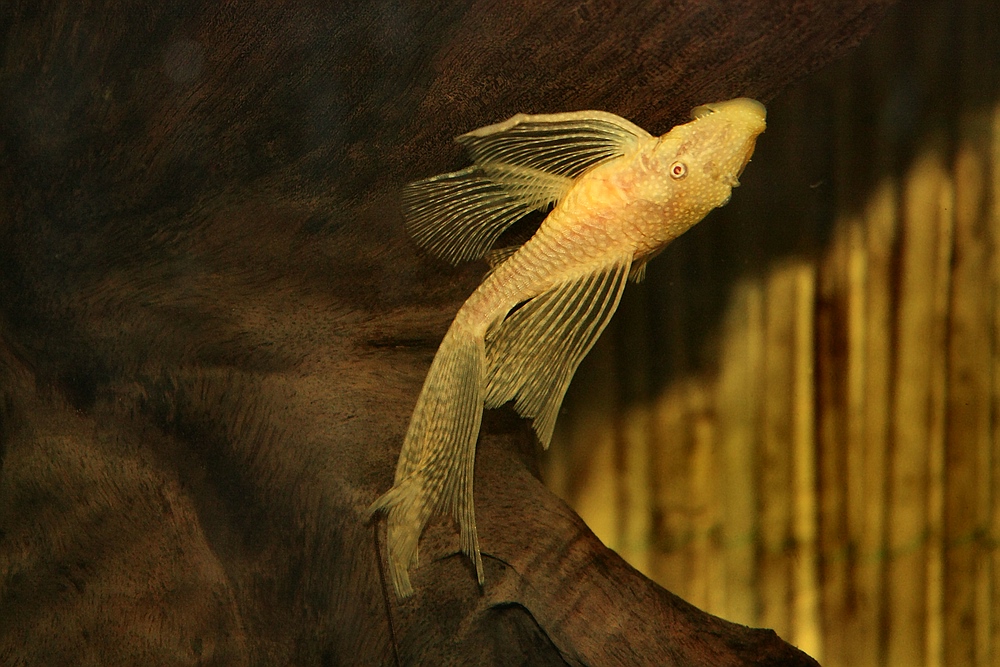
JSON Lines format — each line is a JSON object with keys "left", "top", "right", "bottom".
{"left": 0, "top": 0, "right": 892, "bottom": 663}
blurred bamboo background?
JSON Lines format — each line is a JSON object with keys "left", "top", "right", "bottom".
{"left": 542, "top": 1, "right": 1000, "bottom": 665}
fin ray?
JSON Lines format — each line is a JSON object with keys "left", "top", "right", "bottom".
{"left": 484, "top": 255, "right": 631, "bottom": 447}
{"left": 403, "top": 164, "right": 571, "bottom": 265}
{"left": 629, "top": 260, "right": 648, "bottom": 283}
{"left": 457, "top": 111, "right": 652, "bottom": 178}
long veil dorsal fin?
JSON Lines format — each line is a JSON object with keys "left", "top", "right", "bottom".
{"left": 457, "top": 110, "right": 653, "bottom": 178}
{"left": 403, "top": 111, "right": 651, "bottom": 266}
{"left": 484, "top": 255, "right": 632, "bottom": 447}
{"left": 402, "top": 164, "right": 571, "bottom": 265}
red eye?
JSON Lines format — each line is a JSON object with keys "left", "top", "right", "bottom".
{"left": 670, "top": 161, "right": 688, "bottom": 180}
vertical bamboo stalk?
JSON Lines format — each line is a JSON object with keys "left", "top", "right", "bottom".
{"left": 560, "top": 330, "right": 621, "bottom": 550}
{"left": 942, "top": 126, "right": 991, "bottom": 667}
{"left": 886, "top": 141, "right": 950, "bottom": 667}
{"left": 952, "top": 5, "right": 1000, "bottom": 666}
{"left": 759, "top": 263, "right": 799, "bottom": 639}
{"left": 650, "top": 379, "right": 692, "bottom": 597}
{"left": 849, "top": 174, "right": 898, "bottom": 667}
{"left": 987, "top": 98, "right": 1000, "bottom": 667}
{"left": 925, "top": 155, "right": 954, "bottom": 667}
{"left": 716, "top": 279, "right": 763, "bottom": 626}
{"left": 791, "top": 261, "right": 821, "bottom": 656}
{"left": 944, "top": 137, "right": 992, "bottom": 665}
{"left": 705, "top": 422, "right": 728, "bottom": 619}
{"left": 840, "top": 196, "right": 870, "bottom": 667}
{"left": 618, "top": 401, "right": 653, "bottom": 575}
{"left": 843, "top": 18, "right": 899, "bottom": 664}
{"left": 816, "top": 68, "right": 852, "bottom": 667}
{"left": 616, "top": 285, "right": 654, "bottom": 577}
{"left": 649, "top": 260, "right": 694, "bottom": 599}
{"left": 839, "top": 207, "right": 873, "bottom": 663}
{"left": 688, "top": 381, "right": 719, "bottom": 611}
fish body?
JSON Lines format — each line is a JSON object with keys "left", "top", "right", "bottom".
{"left": 370, "top": 98, "right": 766, "bottom": 596}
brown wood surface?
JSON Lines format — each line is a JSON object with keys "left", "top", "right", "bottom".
{"left": 0, "top": 1, "right": 893, "bottom": 664}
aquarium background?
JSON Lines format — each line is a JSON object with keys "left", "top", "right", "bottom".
{"left": 544, "top": 2, "right": 1000, "bottom": 665}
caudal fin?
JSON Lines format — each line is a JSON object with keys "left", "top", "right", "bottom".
{"left": 368, "top": 327, "right": 485, "bottom": 597}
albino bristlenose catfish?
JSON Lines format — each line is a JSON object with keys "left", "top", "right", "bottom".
{"left": 369, "top": 98, "right": 767, "bottom": 597}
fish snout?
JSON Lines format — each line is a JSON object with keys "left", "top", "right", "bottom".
{"left": 703, "top": 98, "right": 766, "bottom": 187}
{"left": 690, "top": 98, "right": 766, "bottom": 129}
{"left": 720, "top": 97, "right": 766, "bottom": 120}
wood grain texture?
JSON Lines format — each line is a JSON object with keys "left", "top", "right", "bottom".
{"left": 0, "top": 0, "right": 893, "bottom": 664}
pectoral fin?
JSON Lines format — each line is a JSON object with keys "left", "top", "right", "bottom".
{"left": 484, "top": 255, "right": 631, "bottom": 447}
{"left": 629, "top": 261, "right": 648, "bottom": 283}
{"left": 458, "top": 110, "right": 653, "bottom": 178}
{"left": 403, "top": 164, "right": 572, "bottom": 265}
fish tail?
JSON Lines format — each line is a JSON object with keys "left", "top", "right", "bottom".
{"left": 368, "top": 324, "right": 486, "bottom": 597}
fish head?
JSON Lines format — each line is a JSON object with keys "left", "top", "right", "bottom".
{"left": 635, "top": 97, "right": 766, "bottom": 218}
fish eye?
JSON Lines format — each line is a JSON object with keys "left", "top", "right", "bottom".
{"left": 669, "top": 161, "right": 688, "bottom": 180}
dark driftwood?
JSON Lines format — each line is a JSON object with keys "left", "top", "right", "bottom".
{"left": 0, "top": 1, "right": 891, "bottom": 664}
